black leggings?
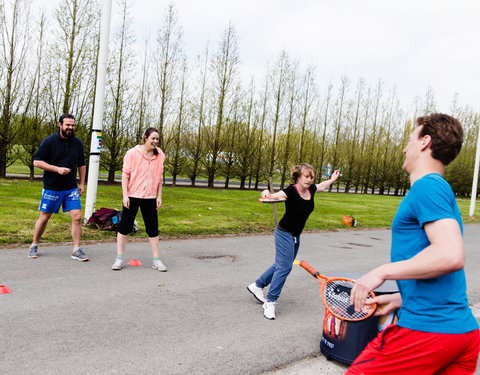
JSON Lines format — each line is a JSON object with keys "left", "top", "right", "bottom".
{"left": 118, "top": 197, "right": 159, "bottom": 237}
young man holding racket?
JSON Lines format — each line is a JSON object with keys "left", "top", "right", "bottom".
{"left": 348, "top": 114, "right": 479, "bottom": 374}
{"left": 247, "top": 164, "right": 340, "bottom": 320}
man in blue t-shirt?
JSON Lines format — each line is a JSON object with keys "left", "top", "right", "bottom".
{"left": 28, "top": 114, "right": 88, "bottom": 262}
{"left": 347, "top": 114, "right": 479, "bottom": 374}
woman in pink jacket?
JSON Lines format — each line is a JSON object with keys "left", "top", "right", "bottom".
{"left": 112, "top": 128, "right": 167, "bottom": 271}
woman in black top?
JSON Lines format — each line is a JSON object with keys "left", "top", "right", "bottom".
{"left": 247, "top": 163, "right": 340, "bottom": 320}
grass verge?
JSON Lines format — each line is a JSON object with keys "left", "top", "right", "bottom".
{"left": 1, "top": 178, "right": 479, "bottom": 245}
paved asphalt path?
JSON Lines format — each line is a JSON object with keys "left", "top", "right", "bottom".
{"left": 1, "top": 225, "right": 479, "bottom": 375}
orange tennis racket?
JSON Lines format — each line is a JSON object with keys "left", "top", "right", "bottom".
{"left": 294, "top": 259, "right": 377, "bottom": 321}
{"left": 258, "top": 196, "right": 287, "bottom": 203}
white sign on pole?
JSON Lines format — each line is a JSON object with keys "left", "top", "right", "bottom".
{"left": 90, "top": 131, "right": 102, "bottom": 154}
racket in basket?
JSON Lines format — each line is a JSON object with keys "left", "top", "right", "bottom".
{"left": 258, "top": 196, "right": 287, "bottom": 203}
{"left": 293, "top": 259, "right": 377, "bottom": 321}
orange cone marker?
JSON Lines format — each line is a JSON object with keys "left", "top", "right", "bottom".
{"left": 0, "top": 285, "right": 12, "bottom": 294}
{"left": 128, "top": 259, "right": 142, "bottom": 266}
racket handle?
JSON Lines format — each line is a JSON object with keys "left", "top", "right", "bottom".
{"left": 299, "top": 260, "right": 320, "bottom": 279}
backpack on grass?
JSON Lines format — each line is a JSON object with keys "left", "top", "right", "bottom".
{"left": 86, "top": 208, "right": 120, "bottom": 231}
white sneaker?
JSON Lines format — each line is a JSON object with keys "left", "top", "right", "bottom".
{"left": 247, "top": 282, "right": 265, "bottom": 303}
{"left": 112, "top": 257, "right": 125, "bottom": 270}
{"left": 263, "top": 301, "right": 276, "bottom": 320}
{"left": 152, "top": 258, "right": 167, "bottom": 272}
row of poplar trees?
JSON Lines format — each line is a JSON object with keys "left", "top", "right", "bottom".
{"left": 1, "top": 0, "right": 479, "bottom": 196}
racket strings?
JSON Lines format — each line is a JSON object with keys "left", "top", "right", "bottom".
{"left": 322, "top": 280, "right": 374, "bottom": 321}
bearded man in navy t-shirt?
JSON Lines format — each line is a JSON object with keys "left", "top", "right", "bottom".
{"left": 28, "top": 114, "right": 88, "bottom": 262}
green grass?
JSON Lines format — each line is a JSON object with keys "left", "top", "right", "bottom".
{"left": 0, "top": 178, "right": 479, "bottom": 245}
{"left": 6, "top": 159, "right": 42, "bottom": 175}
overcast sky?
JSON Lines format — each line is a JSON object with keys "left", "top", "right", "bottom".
{"left": 34, "top": 0, "right": 480, "bottom": 113}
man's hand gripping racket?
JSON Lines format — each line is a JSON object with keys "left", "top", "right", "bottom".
{"left": 293, "top": 259, "right": 377, "bottom": 321}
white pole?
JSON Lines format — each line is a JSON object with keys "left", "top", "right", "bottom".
{"left": 84, "top": 0, "right": 113, "bottom": 223}
{"left": 469, "top": 123, "right": 480, "bottom": 217}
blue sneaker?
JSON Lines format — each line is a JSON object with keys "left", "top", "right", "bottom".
{"left": 71, "top": 248, "right": 89, "bottom": 262}
{"left": 28, "top": 245, "right": 39, "bottom": 259}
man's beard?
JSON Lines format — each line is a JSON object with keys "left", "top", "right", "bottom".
{"left": 61, "top": 128, "right": 74, "bottom": 139}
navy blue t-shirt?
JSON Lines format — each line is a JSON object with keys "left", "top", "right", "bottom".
{"left": 34, "top": 132, "right": 86, "bottom": 191}
{"left": 278, "top": 184, "right": 317, "bottom": 236}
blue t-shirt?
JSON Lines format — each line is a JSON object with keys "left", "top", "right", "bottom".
{"left": 391, "top": 173, "right": 478, "bottom": 334}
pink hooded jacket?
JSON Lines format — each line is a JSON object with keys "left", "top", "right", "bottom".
{"left": 122, "top": 145, "right": 165, "bottom": 199}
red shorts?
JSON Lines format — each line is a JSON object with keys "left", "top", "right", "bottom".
{"left": 345, "top": 325, "right": 479, "bottom": 375}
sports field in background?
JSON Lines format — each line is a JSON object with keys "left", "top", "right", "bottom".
{"left": 0, "top": 178, "right": 479, "bottom": 245}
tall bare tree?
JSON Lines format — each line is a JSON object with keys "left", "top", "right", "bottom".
{"left": 169, "top": 58, "right": 188, "bottom": 186}
{"left": 204, "top": 23, "right": 239, "bottom": 187}
{"left": 47, "top": 0, "right": 97, "bottom": 125}
{"left": 252, "top": 74, "right": 269, "bottom": 189}
{"left": 343, "top": 78, "right": 364, "bottom": 193}
{"left": 101, "top": 0, "right": 136, "bottom": 183}
{"left": 297, "top": 66, "right": 316, "bottom": 163}
{"left": 185, "top": 45, "right": 209, "bottom": 186}
{"left": 222, "top": 84, "right": 242, "bottom": 188}
{"left": 0, "top": 0, "right": 30, "bottom": 177}
{"left": 314, "top": 84, "right": 333, "bottom": 183}
{"left": 279, "top": 65, "right": 298, "bottom": 188}
{"left": 17, "top": 12, "right": 49, "bottom": 179}
{"left": 445, "top": 101, "right": 478, "bottom": 195}
{"left": 133, "top": 39, "right": 153, "bottom": 144}
{"left": 329, "top": 76, "right": 348, "bottom": 191}
{"left": 353, "top": 86, "right": 372, "bottom": 193}
{"left": 374, "top": 90, "right": 398, "bottom": 194}
{"left": 422, "top": 87, "right": 437, "bottom": 114}
{"left": 363, "top": 80, "right": 383, "bottom": 193}
{"left": 238, "top": 78, "right": 257, "bottom": 189}
{"left": 267, "top": 51, "right": 289, "bottom": 180}
{"left": 154, "top": 3, "right": 182, "bottom": 151}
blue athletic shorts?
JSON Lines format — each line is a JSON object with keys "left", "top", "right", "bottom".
{"left": 39, "top": 188, "right": 81, "bottom": 213}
